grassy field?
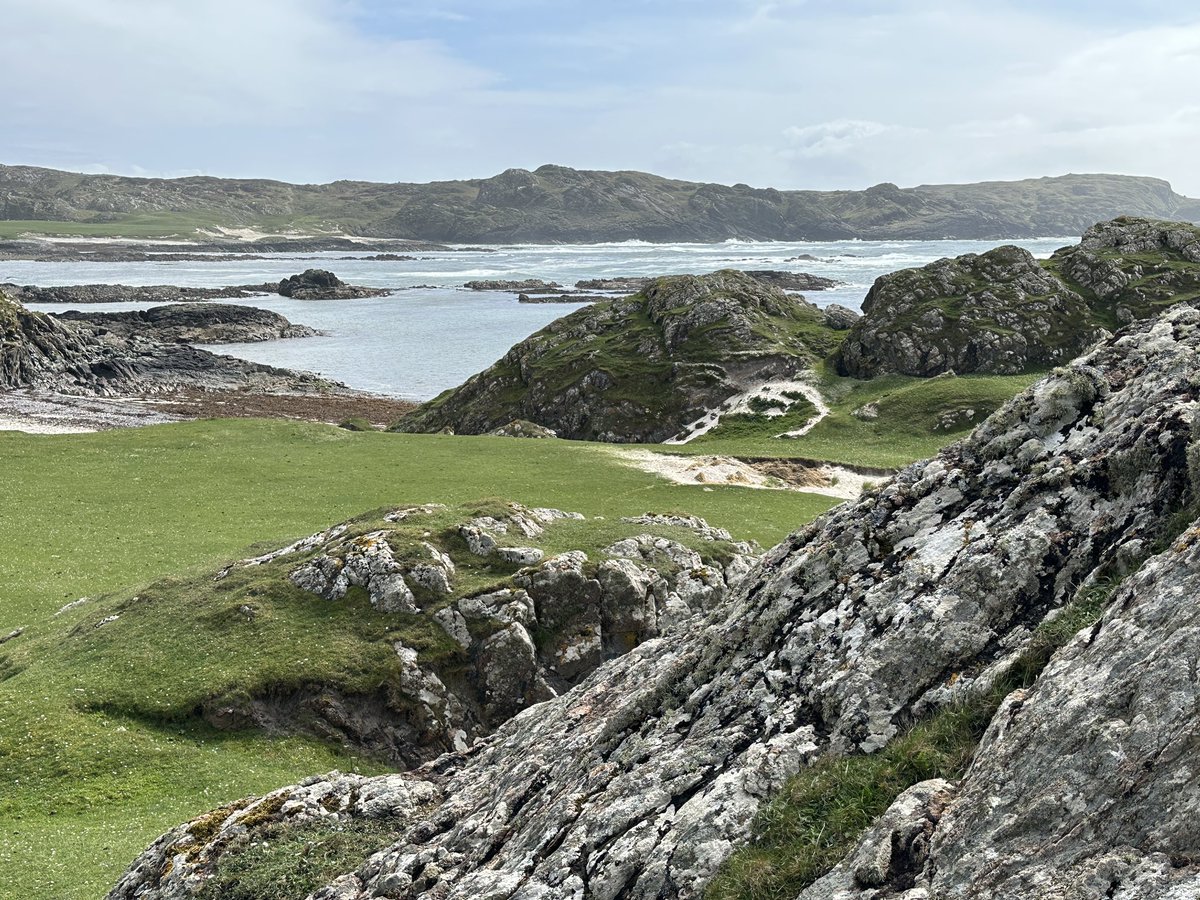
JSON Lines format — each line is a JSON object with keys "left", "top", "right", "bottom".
{"left": 0, "top": 419, "right": 837, "bottom": 899}
{"left": 672, "top": 366, "right": 1042, "bottom": 469}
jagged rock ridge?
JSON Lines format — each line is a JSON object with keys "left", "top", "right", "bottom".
{"left": 0, "top": 292, "right": 329, "bottom": 395}
{"left": 2, "top": 163, "right": 1196, "bottom": 242}
{"left": 54, "top": 303, "right": 318, "bottom": 344}
{"left": 393, "top": 269, "right": 844, "bottom": 442}
{"left": 112, "top": 302, "right": 1200, "bottom": 898}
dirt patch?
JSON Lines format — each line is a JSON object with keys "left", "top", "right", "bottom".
{"left": 0, "top": 389, "right": 418, "bottom": 433}
{"left": 142, "top": 389, "right": 417, "bottom": 428}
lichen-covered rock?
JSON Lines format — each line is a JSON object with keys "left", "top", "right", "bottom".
{"left": 392, "top": 270, "right": 842, "bottom": 442}
{"left": 487, "top": 419, "right": 557, "bottom": 438}
{"left": 835, "top": 244, "right": 1099, "bottom": 377}
{"left": 290, "top": 531, "right": 448, "bottom": 613}
{"left": 837, "top": 217, "right": 1200, "bottom": 378}
{"left": 107, "top": 772, "right": 439, "bottom": 900}
{"left": 800, "top": 524, "right": 1200, "bottom": 900}
{"left": 0, "top": 291, "right": 333, "bottom": 395}
{"left": 114, "top": 303, "right": 1200, "bottom": 899}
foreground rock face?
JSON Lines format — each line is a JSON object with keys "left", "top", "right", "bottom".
{"left": 837, "top": 217, "right": 1200, "bottom": 378}
{"left": 801, "top": 528, "right": 1200, "bottom": 900}
{"left": 54, "top": 303, "right": 318, "bottom": 344}
{"left": 0, "top": 292, "right": 330, "bottom": 395}
{"left": 113, "top": 304, "right": 1200, "bottom": 898}
{"left": 393, "top": 269, "right": 841, "bottom": 442}
{"left": 197, "top": 503, "right": 756, "bottom": 769}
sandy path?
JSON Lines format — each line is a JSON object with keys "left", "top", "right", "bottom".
{"left": 664, "top": 377, "right": 829, "bottom": 445}
{"left": 612, "top": 448, "right": 883, "bottom": 500}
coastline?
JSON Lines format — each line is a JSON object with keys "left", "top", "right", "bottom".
{"left": 0, "top": 389, "right": 417, "bottom": 434}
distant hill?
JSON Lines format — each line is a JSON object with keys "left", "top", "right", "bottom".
{"left": 1, "top": 163, "right": 1196, "bottom": 242}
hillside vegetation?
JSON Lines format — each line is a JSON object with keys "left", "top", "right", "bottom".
{"left": 1, "top": 162, "right": 1196, "bottom": 241}
{"left": 394, "top": 270, "right": 847, "bottom": 442}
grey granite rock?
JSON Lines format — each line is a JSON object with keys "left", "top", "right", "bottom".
{"left": 112, "top": 306, "right": 1200, "bottom": 900}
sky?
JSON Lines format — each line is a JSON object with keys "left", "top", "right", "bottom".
{"left": 3, "top": 0, "right": 1199, "bottom": 195}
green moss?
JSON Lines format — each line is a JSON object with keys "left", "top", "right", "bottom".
{"left": 195, "top": 817, "right": 403, "bottom": 900}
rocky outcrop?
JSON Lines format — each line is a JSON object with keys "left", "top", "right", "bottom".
{"left": 2, "top": 282, "right": 269, "bottom": 304}
{"left": 463, "top": 279, "right": 562, "bottom": 293}
{"left": 277, "top": 269, "right": 388, "bottom": 300}
{"left": 189, "top": 503, "right": 757, "bottom": 769}
{"left": 800, "top": 527, "right": 1200, "bottom": 900}
{"left": 836, "top": 244, "right": 1097, "bottom": 377}
{"left": 0, "top": 292, "right": 331, "bottom": 395}
{"left": 573, "top": 271, "right": 840, "bottom": 295}
{"left": 54, "top": 303, "right": 318, "bottom": 344}
{"left": 4, "top": 162, "right": 1196, "bottom": 242}
{"left": 392, "top": 269, "right": 842, "bottom": 442}
{"left": 1046, "top": 216, "right": 1200, "bottom": 325}
{"left": 111, "top": 300, "right": 1200, "bottom": 898}
{"left": 836, "top": 218, "right": 1200, "bottom": 378}
{"left": 487, "top": 419, "right": 557, "bottom": 438}
{"left": 742, "top": 270, "right": 839, "bottom": 292}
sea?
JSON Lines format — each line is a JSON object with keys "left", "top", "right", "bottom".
{"left": 3, "top": 237, "right": 1071, "bottom": 400}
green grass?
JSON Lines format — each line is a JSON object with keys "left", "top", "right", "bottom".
{"left": 0, "top": 212, "right": 342, "bottom": 240}
{"left": 665, "top": 367, "right": 1042, "bottom": 469}
{"left": 0, "top": 418, "right": 836, "bottom": 899}
{"left": 195, "top": 817, "right": 405, "bottom": 900}
{"left": 706, "top": 576, "right": 1117, "bottom": 899}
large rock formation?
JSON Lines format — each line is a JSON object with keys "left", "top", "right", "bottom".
{"left": 835, "top": 244, "right": 1099, "bottom": 377}
{"left": 1, "top": 162, "right": 1196, "bottom": 242}
{"left": 392, "top": 269, "right": 842, "bottom": 442}
{"left": 111, "top": 301, "right": 1200, "bottom": 898}
{"left": 837, "top": 217, "right": 1200, "bottom": 378}
{"left": 54, "top": 303, "right": 318, "bottom": 344}
{"left": 0, "top": 292, "right": 329, "bottom": 395}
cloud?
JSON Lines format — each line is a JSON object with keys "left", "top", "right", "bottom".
{"left": 782, "top": 120, "right": 899, "bottom": 158}
{"left": 0, "top": 0, "right": 1198, "bottom": 196}
{"left": 0, "top": 0, "right": 493, "bottom": 126}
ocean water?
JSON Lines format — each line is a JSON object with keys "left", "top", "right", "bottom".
{"left": 6, "top": 237, "right": 1071, "bottom": 400}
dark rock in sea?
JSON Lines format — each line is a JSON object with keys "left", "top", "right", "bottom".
{"left": 2, "top": 282, "right": 268, "bottom": 305}
{"left": 517, "top": 293, "right": 604, "bottom": 304}
{"left": 111, "top": 301, "right": 1200, "bottom": 900}
{"left": 277, "top": 268, "right": 388, "bottom": 300}
{"left": 574, "top": 276, "right": 652, "bottom": 292}
{"left": 741, "top": 269, "right": 839, "bottom": 291}
{"left": 463, "top": 279, "right": 563, "bottom": 293}
{"left": 54, "top": 303, "right": 319, "bottom": 344}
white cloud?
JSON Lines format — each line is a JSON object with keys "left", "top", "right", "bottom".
{"left": 782, "top": 120, "right": 899, "bottom": 158}
{"left": 1, "top": 0, "right": 1199, "bottom": 197}
{"left": 0, "top": 0, "right": 493, "bottom": 126}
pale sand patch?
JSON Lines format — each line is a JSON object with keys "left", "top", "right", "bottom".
{"left": 610, "top": 448, "right": 882, "bottom": 500}
{"left": 664, "top": 377, "right": 829, "bottom": 445}
{"left": 0, "top": 392, "right": 182, "bottom": 434}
